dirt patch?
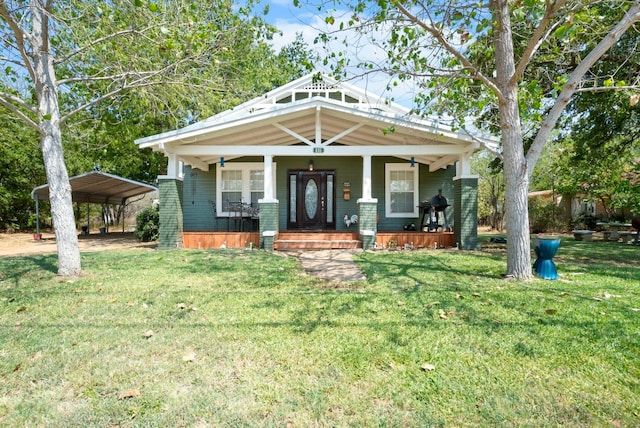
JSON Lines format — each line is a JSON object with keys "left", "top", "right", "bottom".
{"left": 0, "top": 232, "right": 157, "bottom": 258}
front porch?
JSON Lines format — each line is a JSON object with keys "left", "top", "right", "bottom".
{"left": 142, "top": 74, "right": 486, "bottom": 253}
{"left": 182, "top": 230, "right": 455, "bottom": 250}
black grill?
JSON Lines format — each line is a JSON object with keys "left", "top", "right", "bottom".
{"left": 418, "top": 190, "right": 450, "bottom": 232}
{"left": 430, "top": 192, "right": 449, "bottom": 212}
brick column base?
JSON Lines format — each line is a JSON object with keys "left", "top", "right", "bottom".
{"left": 358, "top": 199, "right": 378, "bottom": 250}
{"left": 158, "top": 178, "right": 183, "bottom": 250}
{"left": 453, "top": 177, "right": 479, "bottom": 250}
{"left": 259, "top": 200, "right": 279, "bottom": 250}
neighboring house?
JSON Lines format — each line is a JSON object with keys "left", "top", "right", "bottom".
{"left": 135, "top": 73, "right": 491, "bottom": 250}
{"left": 528, "top": 190, "right": 600, "bottom": 222}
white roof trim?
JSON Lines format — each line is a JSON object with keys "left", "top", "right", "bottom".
{"left": 137, "top": 96, "right": 480, "bottom": 148}
{"left": 135, "top": 73, "right": 498, "bottom": 170}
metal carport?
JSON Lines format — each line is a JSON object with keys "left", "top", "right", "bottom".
{"left": 31, "top": 171, "right": 158, "bottom": 235}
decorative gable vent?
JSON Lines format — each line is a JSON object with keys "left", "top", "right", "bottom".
{"left": 299, "top": 81, "right": 335, "bottom": 91}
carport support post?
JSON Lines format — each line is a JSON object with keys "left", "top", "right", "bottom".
{"left": 158, "top": 176, "right": 184, "bottom": 249}
{"left": 35, "top": 197, "right": 40, "bottom": 235}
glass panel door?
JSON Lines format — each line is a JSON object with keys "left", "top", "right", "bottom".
{"left": 287, "top": 170, "right": 336, "bottom": 230}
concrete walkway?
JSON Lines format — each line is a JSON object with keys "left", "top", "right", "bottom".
{"left": 280, "top": 249, "right": 367, "bottom": 282}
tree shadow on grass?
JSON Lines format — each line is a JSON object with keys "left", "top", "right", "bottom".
{"left": 0, "top": 254, "right": 58, "bottom": 285}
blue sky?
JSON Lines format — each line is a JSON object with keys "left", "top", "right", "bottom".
{"left": 259, "top": 0, "right": 419, "bottom": 107}
{"left": 262, "top": 0, "right": 327, "bottom": 53}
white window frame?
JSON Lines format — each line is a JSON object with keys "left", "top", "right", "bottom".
{"left": 216, "top": 162, "right": 276, "bottom": 216}
{"left": 385, "top": 163, "right": 419, "bottom": 218}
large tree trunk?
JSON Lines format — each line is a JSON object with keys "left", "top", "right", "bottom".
{"left": 492, "top": 0, "right": 533, "bottom": 279}
{"left": 32, "top": 1, "right": 81, "bottom": 276}
{"left": 40, "top": 122, "right": 81, "bottom": 276}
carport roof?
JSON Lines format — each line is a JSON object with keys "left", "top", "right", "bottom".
{"left": 31, "top": 171, "right": 158, "bottom": 205}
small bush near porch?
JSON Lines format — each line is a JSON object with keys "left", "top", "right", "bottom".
{"left": 1, "top": 238, "right": 638, "bottom": 426}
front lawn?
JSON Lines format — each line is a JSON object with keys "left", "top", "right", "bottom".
{"left": 1, "top": 237, "right": 638, "bottom": 426}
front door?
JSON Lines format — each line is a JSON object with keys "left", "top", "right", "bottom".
{"left": 288, "top": 170, "right": 336, "bottom": 230}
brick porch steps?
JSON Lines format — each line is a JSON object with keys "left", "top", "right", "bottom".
{"left": 274, "top": 232, "right": 361, "bottom": 250}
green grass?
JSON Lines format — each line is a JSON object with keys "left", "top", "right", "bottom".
{"left": 1, "top": 237, "right": 639, "bottom": 427}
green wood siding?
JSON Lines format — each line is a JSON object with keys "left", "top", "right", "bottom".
{"left": 371, "top": 157, "right": 456, "bottom": 231}
{"left": 182, "top": 166, "right": 216, "bottom": 231}
{"left": 182, "top": 158, "right": 263, "bottom": 232}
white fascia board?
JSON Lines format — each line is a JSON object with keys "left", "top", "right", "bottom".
{"left": 172, "top": 144, "right": 474, "bottom": 157}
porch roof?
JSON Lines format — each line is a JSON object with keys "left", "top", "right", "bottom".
{"left": 136, "top": 73, "right": 495, "bottom": 171}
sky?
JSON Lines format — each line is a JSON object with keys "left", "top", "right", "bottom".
{"left": 262, "top": 0, "right": 323, "bottom": 52}
{"left": 259, "top": 0, "right": 420, "bottom": 108}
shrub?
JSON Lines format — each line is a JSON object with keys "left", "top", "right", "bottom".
{"left": 529, "top": 198, "right": 565, "bottom": 233}
{"left": 135, "top": 206, "right": 159, "bottom": 242}
{"left": 572, "top": 212, "right": 598, "bottom": 230}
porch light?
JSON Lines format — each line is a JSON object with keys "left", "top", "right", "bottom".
{"left": 410, "top": 157, "right": 415, "bottom": 167}
{"left": 220, "top": 157, "right": 224, "bottom": 167}
{"left": 309, "top": 160, "right": 314, "bottom": 171}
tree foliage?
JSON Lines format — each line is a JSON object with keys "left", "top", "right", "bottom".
{"left": 552, "top": 35, "right": 640, "bottom": 216}
{"left": 472, "top": 151, "right": 504, "bottom": 230}
{"left": 0, "top": 108, "right": 46, "bottom": 230}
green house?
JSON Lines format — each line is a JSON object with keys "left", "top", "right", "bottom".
{"left": 135, "top": 74, "right": 490, "bottom": 251}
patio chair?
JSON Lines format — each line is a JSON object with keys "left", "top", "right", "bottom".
{"left": 209, "top": 201, "right": 229, "bottom": 231}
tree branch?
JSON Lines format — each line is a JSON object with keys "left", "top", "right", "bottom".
{"left": 395, "top": 2, "right": 504, "bottom": 102}
{"left": 0, "top": 1, "right": 36, "bottom": 83}
{"left": 58, "top": 69, "right": 169, "bottom": 85}
{"left": 575, "top": 85, "right": 640, "bottom": 92}
{"left": 0, "top": 55, "right": 27, "bottom": 69}
{"left": 0, "top": 93, "right": 40, "bottom": 130}
{"left": 526, "top": 0, "right": 640, "bottom": 175}
{"left": 58, "top": 56, "right": 201, "bottom": 123}
{"left": 55, "top": 28, "right": 154, "bottom": 65}
{"left": 461, "top": 128, "right": 503, "bottom": 160}
{"left": 512, "top": 0, "right": 568, "bottom": 85}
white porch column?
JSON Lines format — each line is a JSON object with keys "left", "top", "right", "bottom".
{"left": 358, "top": 155, "right": 378, "bottom": 250}
{"left": 455, "top": 152, "right": 473, "bottom": 179}
{"left": 263, "top": 155, "right": 275, "bottom": 200}
{"left": 165, "top": 153, "right": 182, "bottom": 179}
{"left": 259, "top": 155, "right": 279, "bottom": 250}
{"left": 362, "top": 155, "right": 373, "bottom": 201}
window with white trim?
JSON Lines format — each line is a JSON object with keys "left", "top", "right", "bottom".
{"left": 385, "top": 163, "right": 419, "bottom": 217}
{"left": 216, "top": 162, "right": 274, "bottom": 215}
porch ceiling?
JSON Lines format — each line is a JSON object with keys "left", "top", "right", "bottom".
{"left": 136, "top": 74, "right": 495, "bottom": 171}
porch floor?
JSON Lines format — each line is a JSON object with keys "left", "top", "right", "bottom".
{"left": 182, "top": 230, "right": 455, "bottom": 250}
